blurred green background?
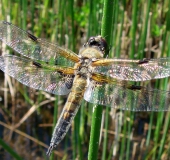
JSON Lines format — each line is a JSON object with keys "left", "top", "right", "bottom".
{"left": 0, "top": 0, "right": 170, "bottom": 160}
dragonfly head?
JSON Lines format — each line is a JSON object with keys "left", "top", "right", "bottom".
{"left": 79, "top": 36, "right": 107, "bottom": 59}
{"left": 87, "top": 36, "right": 107, "bottom": 54}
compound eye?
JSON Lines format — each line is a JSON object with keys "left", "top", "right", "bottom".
{"left": 87, "top": 36, "right": 107, "bottom": 53}
{"left": 88, "top": 37, "right": 95, "bottom": 44}
{"left": 89, "top": 38, "right": 99, "bottom": 47}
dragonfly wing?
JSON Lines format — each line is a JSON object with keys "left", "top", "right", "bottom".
{"left": 92, "top": 58, "right": 170, "bottom": 81}
{"left": 0, "top": 21, "right": 79, "bottom": 66}
{"left": 0, "top": 55, "right": 75, "bottom": 95}
{"left": 84, "top": 81, "right": 170, "bottom": 111}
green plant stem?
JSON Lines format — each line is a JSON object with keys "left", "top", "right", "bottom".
{"left": 138, "top": 0, "right": 151, "bottom": 59}
{"left": 102, "top": 107, "right": 109, "bottom": 160}
{"left": 101, "top": 1, "right": 114, "bottom": 51}
{"left": 76, "top": 109, "right": 83, "bottom": 160}
{"left": 119, "top": 111, "right": 127, "bottom": 160}
{"left": 158, "top": 29, "right": 170, "bottom": 159}
{"left": 21, "top": 0, "right": 27, "bottom": 29}
{"left": 88, "top": 105, "right": 103, "bottom": 160}
{"left": 0, "top": 138, "right": 22, "bottom": 160}
{"left": 31, "top": 0, "right": 35, "bottom": 29}
{"left": 130, "top": 0, "right": 138, "bottom": 57}
{"left": 69, "top": 0, "right": 75, "bottom": 51}
{"left": 125, "top": 2, "right": 138, "bottom": 157}
{"left": 115, "top": 0, "right": 125, "bottom": 58}
{"left": 158, "top": 112, "right": 170, "bottom": 159}
{"left": 88, "top": 1, "right": 114, "bottom": 159}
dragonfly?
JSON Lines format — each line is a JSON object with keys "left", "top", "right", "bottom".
{"left": 0, "top": 21, "right": 170, "bottom": 156}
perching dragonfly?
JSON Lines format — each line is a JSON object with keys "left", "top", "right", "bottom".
{"left": 0, "top": 21, "right": 170, "bottom": 156}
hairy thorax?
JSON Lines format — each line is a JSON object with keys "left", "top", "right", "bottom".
{"left": 74, "top": 57, "right": 93, "bottom": 79}
{"left": 74, "top": 45, "right": 104, "bottom": 79}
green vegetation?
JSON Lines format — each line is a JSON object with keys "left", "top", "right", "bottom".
{"left": 0, "top": 0, "right": 170, "bottom": 160}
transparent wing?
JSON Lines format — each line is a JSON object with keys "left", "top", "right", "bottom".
{"left": 92, "top": 58, "right": 170, "bottom": 81}
{"left": 0, "top": 55, "right": 75, "bottom": 95}
{"left": 84, "top": 81, "right": 170, "bottom": 111}
{"left": 0, "top": 21, "right": 80, "bottom": 67}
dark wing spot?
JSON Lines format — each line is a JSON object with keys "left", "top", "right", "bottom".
{"left": 128, "top": 85, "right": 142, "bottom": 90}
{"left": 32, "top": 61, "right": 42, "bottom": 68}
{"left": 138, "top": 58, "right": 150, "bottom": 64}
{"left": 27, "top": 32, "right": 38, "bottom": 42}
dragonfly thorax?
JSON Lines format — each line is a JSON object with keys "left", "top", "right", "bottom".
{"left": 79, "top": 47, "right": 103, "bottom": 59}
{"left": 75, "top": 58, "right": 93, "bottom": 79}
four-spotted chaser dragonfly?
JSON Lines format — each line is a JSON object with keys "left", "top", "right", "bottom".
{"left": 0, "top": 21, "right": 170, "bottom": 156}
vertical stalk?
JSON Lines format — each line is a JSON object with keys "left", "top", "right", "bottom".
{"left": 157, "top": 18, "right": 170, "bottom": 158}
{"left": 119, "top": 111, "right": 127, "bottom": 160}
{"left": 138, "top": 0, "right": 151, "bottom": 59}
{"left": 30, "top": 0, "right": 35, "bottom": 30}
{"left": 88, "top": 104, "right": 103, "bottom": 160}
{"left": 157, "top": 113, "right": 170, "bottom": 159}
{"left": 88, "top": 0, "right": 114, "bottom": 159}
{"left": 21, "top": 0, "right": 27, "bottom": 29}
{"left": 130, "top": 0, "right": 138, "bottom": 57}
{"left": 125, "top": 1, "right": 138, "bottom": 159}
{"left": 115, "top": 0, "right": 125, "bottom": 57}
{"left": 101, "top": 107, "right": 109, "bottom": 160}
{"left": 69, "top": 0, "right": 75, "bottom": 51}
{"left": 101, "top": 1, "right": 114, "bottom": 51}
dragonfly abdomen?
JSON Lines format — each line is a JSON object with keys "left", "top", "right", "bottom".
{"left": 46, "top": 75, "right": 87, "bottom": 156}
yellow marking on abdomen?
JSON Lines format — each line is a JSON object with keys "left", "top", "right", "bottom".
{"left": 48, "top": 74, "right": 87, "bottom": 154}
